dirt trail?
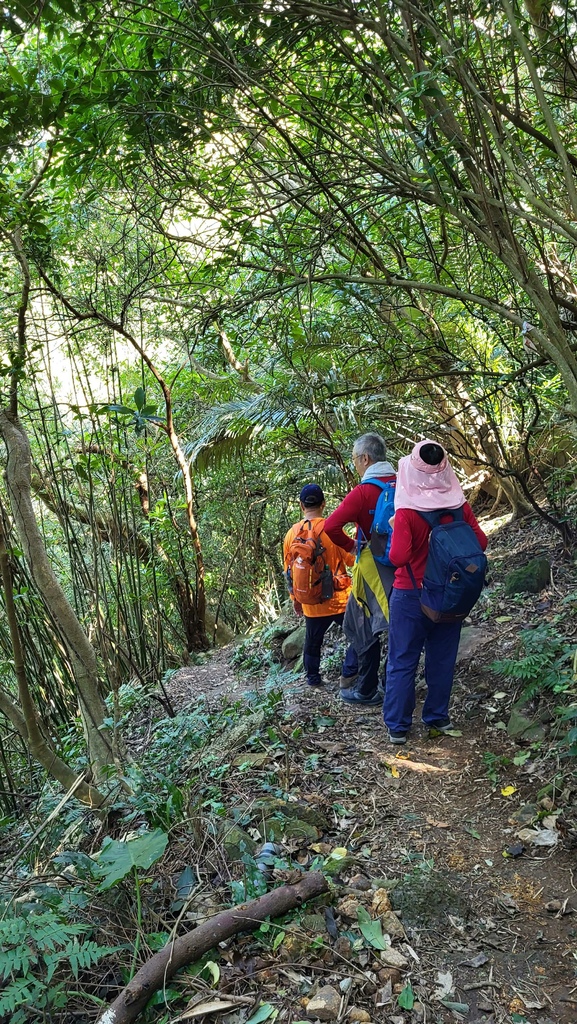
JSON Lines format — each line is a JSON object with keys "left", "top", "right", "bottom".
{"left": 165, "top": 637, "right": 575, "bottom": 1024}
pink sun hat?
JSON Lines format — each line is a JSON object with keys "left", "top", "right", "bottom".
{"left": 394, "top": 439, "right": 465, "bottom": 512}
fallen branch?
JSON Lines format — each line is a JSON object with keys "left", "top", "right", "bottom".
{"left": 97, "top": 871, "right": 329, "bottom": 1024}
{"left": 379, "top": 753, "right": 449, "bottom": 774}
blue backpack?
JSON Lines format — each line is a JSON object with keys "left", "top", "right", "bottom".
{"left": 364, "top": 477, "right": 396, "bottom": 566}
{"left": 410, "top": 507, "right": 487, "bottom": 622}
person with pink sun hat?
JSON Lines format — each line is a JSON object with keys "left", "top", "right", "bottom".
{"left": 383, "top": 440, "right": 488, "bottom": 745}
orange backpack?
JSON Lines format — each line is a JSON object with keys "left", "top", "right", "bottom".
{"left": 285, "top": 520, "right": 335, "bottom": 606}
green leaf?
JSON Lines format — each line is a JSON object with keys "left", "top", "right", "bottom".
{"left": 145, "top": 931, "right": 170, "bottom": 950}
{"left": 245, "top": 1004, "right": 277, "bottom": 1024}
{"left": 397, "top": 983, "right": 415, "bottom": 1009}
{"left": 96, "top": 830, "right": 169, "bottom": 889}
{"left": 175, "top": 865, "right": 196, "bottom": 900}
{"left": 134, "top": 386, "right": 146, "bottom": 411}
{"left": 54, "top": 0, "right": 77, "bottom": 14}
{"left": 357, "top": 905, "right": 388, "bottom": 949}
{"left": 465, "top": 826, "right": 481, "bottom": 840}
{"left": 105, "top": 403, "right": 134, "bottom": 415}
{"left": 204, "top": 960, "right": 220, "bottom": 985}
{"left": 7, "top": 66, "right": 26, "bottom": 88}
{"left": 428, "top": 726, "right": 462, "bottom": 737}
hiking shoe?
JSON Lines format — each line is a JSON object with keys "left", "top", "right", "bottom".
{"left": 341, "top": 687, "right": 383, "bottom": 706}
{"left": 339, "top": 673, "right": 358, "bottom": 690}
{"left": 388, "top": 730, "right": 408, "bottom": 745}
{"left": 307, "top": 679, "right": 324, "bottom": 687}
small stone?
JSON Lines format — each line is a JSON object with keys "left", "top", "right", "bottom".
{"left": 375, "top": 981, "right": 393, "bottom": 1007}
{"left": 504, "top": 556, "right": 550, "bottom": 596}
{"left": 270, "top": 598, "right": 301, "bottom": 637}
{"left": 349, "top": 873, "right": 371, "bottom": 891}
{"left": 523, "top": 722, "right": 546, "bottom": 742}
{"left": 372, "top": 887, "right": 392, "bottom": 915}
{"left": 334, "top": 936, "right": 353, "bottom": 957}
{"left": 340, "top": 978, "right": 353, "bottom": 993}
{"left": 220, "top": 821, "right": 257, "bottom": 862}
{"left": 379, "top": 910, "right": 406, "bottom": 940}
{"left": 348, "top": 1008, "right": 371, "bottom": 1022}
{"left": 504, "top": 842, "right": 525, "bottom": 859}
{"left": 301, "top": 913, "right": 327, "bottom": 933}
{"left": 379, "top": 947, "right": 409, "bottom": 969}
{"left": 280, "top": 932, "right": 310, "bottom": 959}
{"left": 412, "top": 1002, "right": 425, "bottom": 1021}
{"left": 545, "top": 899, "right": 573, "bottom": 915}
{"left": 507, "top": 707, "right": 535, "bottom": 739}
{"left": 282, "top": 625, "right": 307, "bottom": 660}
{"left": 306, "top": 985, "right": 341, "bottom": 1021}
{"left": 390, "top": 1017, "right": 405, "bottom": 1024}
{"left": 282, "top": 819, "right": 320, "bottom": 842}
{"left": 378, "top": 968, "right": 402, "bottom": 987}
{"left": 510, "top": 803, "right": 538, "bottom": 826}
{"left": 337, "top": 896, "right": 362, "bottom": 919}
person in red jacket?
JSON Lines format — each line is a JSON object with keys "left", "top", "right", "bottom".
{"left": 384, "top": 440, "right": 488, "bottom": 744}
{"left": 324, "top": 433, "right": 396, "bottom": 705}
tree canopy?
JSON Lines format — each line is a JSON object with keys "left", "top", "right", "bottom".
{"left": 0, "top": 0, "right": 575, "bottom": 804}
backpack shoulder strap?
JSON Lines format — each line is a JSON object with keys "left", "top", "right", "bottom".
{"left": 416, "top": 506, "right": 465, "bottom": 529}
{"left": 415, "top": 509, "right": 441, "bottom": 529}
{"left": 363, "top": 477, "right": 392, "bottom": 492}
{"left": 307, "top": 518, "right": 327, "bottom": 546}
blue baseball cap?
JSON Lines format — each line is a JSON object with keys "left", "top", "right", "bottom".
{"left": 300, "top": 483, "right": 325, "bottom": 507}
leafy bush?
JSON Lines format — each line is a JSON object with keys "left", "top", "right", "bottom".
{"left": 492, "top": 623, "right": 577, "bottom": 756}
{"left": 492, "top": 624, "right": 574, "bottom": 699}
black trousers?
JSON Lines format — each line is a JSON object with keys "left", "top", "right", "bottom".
{"left": 304, "top": 614, "right": 358, "bottom": 685}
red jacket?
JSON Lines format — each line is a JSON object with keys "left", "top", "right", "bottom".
{"left": 389, "top": 504, "right": 488, "bottom": 590}
{"left": 324, "top": 476, "right": 397, "bottom": 552}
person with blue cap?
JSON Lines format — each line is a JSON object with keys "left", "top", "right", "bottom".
{"left": 283, "top": 484, "right": 358, "bottom": 688}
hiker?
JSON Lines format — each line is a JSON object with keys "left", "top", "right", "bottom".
{"left": 283, "top": 483, "right": 358, "bottom": 688}
{"left": 324, "top": 433, "right": 396, "bottom": 706}
{"left": 384, "top": 440, "right": 488, "bottom": 745}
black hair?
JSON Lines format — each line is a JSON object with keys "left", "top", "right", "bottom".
{"left": 419, "top": 442, "right": 444, "bottom": 466}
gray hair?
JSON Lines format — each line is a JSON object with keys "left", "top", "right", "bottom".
{"left": 352, "top": 433, "right": 387, "bottom": 462}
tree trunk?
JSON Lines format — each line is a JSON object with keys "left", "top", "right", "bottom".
{"left": 0, "top": 410, "right": 116, "bottom": 778}
{"left": 0, "top": 514, "right": 106, "bottom": 807}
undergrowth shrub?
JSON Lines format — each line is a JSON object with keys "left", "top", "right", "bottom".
{"left": 0, "top": 907, "right": 121, "bottom": 1022}
{"left": 492, "top": 623, "right": 574, "bottom": 699}
{"left": 492, "top": 622, "right": 577, "bottom": 755}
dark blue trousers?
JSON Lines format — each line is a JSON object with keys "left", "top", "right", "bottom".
{"left": 383, "top": 588, "right": 462, "bottom": 733}
{"left": 304, "top": 614, "right": 358, "bottom": 686}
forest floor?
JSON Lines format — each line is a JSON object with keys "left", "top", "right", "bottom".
{"left": 163, "top": 513, "right": 577, "bottom": 1024}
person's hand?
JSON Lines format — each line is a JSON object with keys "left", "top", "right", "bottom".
{"left": 389, "top": 515, "right": 395, "bottom": 529}
{"left": 294, "top": 601, "right": 304, "bottom": 617}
